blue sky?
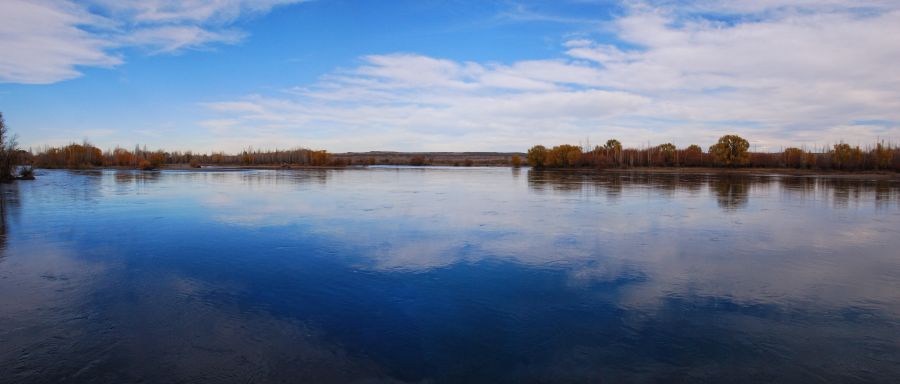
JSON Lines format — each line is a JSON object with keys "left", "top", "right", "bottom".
{"left": 1, "top": 0, "right": 899, "bottom": 153}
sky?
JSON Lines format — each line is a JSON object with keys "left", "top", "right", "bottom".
{"left": 1, "top": 0, "right": 899, "bottom": 153}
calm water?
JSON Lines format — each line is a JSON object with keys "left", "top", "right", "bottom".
{"left": 2, "top": 168, "right": 900, "bottom": 383}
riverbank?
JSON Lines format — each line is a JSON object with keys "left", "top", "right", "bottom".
{"left": 592, "top": 167, "right": 900, "bottom": 180}
{"left": 167, "top": 164, "right": 900, "bottom": 180}
{"left": 34, "top": 164, "right": 900, "bottom": 180}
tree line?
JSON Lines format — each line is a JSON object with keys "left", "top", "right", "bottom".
{"left": 525, "top": 135, "right": 900, "bottom": 172}
{"left": 12, "top": 130, "right": 900, "bottom": 173}
{"left": 27, "top": 143, "right": 342, "bottom": 170}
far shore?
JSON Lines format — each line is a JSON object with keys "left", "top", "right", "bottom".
{"left": 560, "top": 166, "right": 900, "bottom": 180}
{"left": 39, "top": 164, "right": 900, "bottom": 180}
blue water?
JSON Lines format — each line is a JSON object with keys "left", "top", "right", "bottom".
{"left": 2, "top": 168, "right": 900, "bottom": 383}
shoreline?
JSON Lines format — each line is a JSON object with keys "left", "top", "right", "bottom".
{"left": 580, "top": 167, "right": 900, "bottom": 180}
{"left": 34, "top": 164, "right": 900, "bottom": 179}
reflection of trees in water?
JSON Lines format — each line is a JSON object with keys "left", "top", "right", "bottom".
{"left": 238, "top": 169, "right": 332, "bottom": 186}
{"left": 712, "top": 176, "right": 750, "bottom": 211}
{"left": 0, "top": 188, "right": 6, "bottom": 255}
{"left": 112, "top": 168, "right": 334, "bottom": 188}
{"left": 874, "top": 181, "right": 900, "bottom": 210}
{"left": 0, "top": 183, "right": 20, "bottom": 258}
{"left": 528, "top": 170, "right": 900, "bottom": 211}
{"left": 710, "top": 175, "right": 778, "bottom": 211}
{"left": 780, "top": 177, "right": 900, "bottom": 209}
{"left": 114, "top": 170, "right": 162, "bottom": 184}
{"left": 826, "top": 179, "right": 900, "bottom": 209}
{"left": 526, "top": 170, "right": 785, "bottom": 211}
{"left": 605, "top": 174, "right": 623, "bottom": 200}
{"left": 526, "top": 170, "right": 587, "bottom": 193}
{"left": 780, "top": 177, "right": 818, "bottom": 199}
{"left": 830, "top": 180, "right": 858, "bottom": 209}
{"left": 528, "top": 170, "right": 711, "bottom": 201}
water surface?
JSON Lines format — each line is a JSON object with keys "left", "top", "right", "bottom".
{"left": 2, "top": 168, "right": 900, "bottom": 383}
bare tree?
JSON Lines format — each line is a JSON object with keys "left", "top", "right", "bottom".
{"left": 0, "top": 112, "right": 19, "bottom": 182}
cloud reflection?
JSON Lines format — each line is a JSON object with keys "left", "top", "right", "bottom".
{"left": 5, "top": 169, "right": 900, "bottom": 382}
{"left": 178, "top": 168, "right": 900, "bottom": 316}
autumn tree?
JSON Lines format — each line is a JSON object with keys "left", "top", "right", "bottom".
{"left": 527, "top": 145, "right": 548, "bottom": 168}
{"left": 657, "top": 143, "right": 676, "bottom": 166}
{"left": 32, "top": 142, "right": 104, "bottom": 169}
{"left": 547, "top": 144, "right": 583, "bottom": 168}
{"left": 872, "top": 142, "right": 893, "bottom": 170}
{"left": 605, "top": 139, "right": 622, "bottom": 166}
{"left": 308, "top": 150, "right": 330, "bottom": 166}
{"left": 709, "top": 135, "right": 750, "bottom": 167}
{"left": 805, "top": 152, "right": 817, "bottom": 168}
{"left": 148, "top": 151, "right": 166, "bottom": 169}
{"left": 682, "top": 144, "right": 703, "bottom": 166}
{"left": 783, "top": 147, "right": 806, "bottom": 168}
{"left": 510, "top": 154, "right": 522, "bottom": 167}
{"left": 605, "top": 139, "right": 621, "bottom": 152}
{"left": 831, "top": 143, "right": 862, "bottom": 170}
{"left": 112, "top": 147, "right": 135, "bottom": 166}
{"left": 583, "top": 146, "right": 607, "bottom": 168}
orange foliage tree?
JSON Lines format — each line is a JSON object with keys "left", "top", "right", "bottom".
{"left": 709, "top": 135, "right": 750, "bottom": 167}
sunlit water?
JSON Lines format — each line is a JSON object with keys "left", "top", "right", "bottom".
{"left": 2, "top": 168, "right": 900, "bottom": 383}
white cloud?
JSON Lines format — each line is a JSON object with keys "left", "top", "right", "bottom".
{"left": 88, "top": 0, "right": 301, "bottom": 24}
{"left": 119, "top": 26, "right": 246, "bottom": 54}
{"left": 657, "top": 0, "right": 899, "bottom": 14}
{"left": 0, "top": 0, "right": 304, "bottom": 84}
{"left": 202, "top": 1, "right": 900, "bottom": 152}
{"left": 0, "top": 1, "right": 121, "bottom": 84}
{"left": 201, "top": 54, "right": 653, "bottom": 151}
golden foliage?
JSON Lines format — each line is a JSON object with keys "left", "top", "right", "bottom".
{"left": 510, "top": 154, "right": 522, "bottom": 167}
{"left": 709, "top": 135, "right": 750, "bottom": 167}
